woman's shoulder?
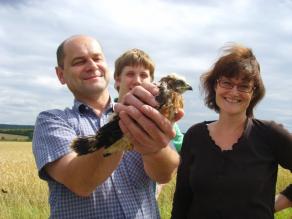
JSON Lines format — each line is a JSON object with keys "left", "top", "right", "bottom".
{"left": 185, "top": 121, "right": 215, "bottom": 135}
{"left": 251, "top": 118, "right": 288, "bottom": 130}
{"left": 249, "top": 118, "right": 291, "bottom": 137}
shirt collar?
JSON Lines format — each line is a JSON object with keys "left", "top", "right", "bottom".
{"left": 73, "top": 98, "right": 114, "bottom": 115}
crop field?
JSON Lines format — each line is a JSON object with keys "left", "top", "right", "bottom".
{"left": 0, "top": 142, "right": 48, "bottom": 218}
{"left": 0, "top": 142, "right": 291, "bottom": 219}
{"left": 0, "top": 133, "right": 29, "bottom": 141}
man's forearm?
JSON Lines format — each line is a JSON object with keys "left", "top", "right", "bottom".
{"left": 46, "top": 149, "right": 123, "bottom": 197}
{"left": 142, "top": 145, "right": 179, "bottom": 183}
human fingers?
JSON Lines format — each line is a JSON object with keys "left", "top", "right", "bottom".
{"left": 119, "top": 109, "right": 157, "bottom": 149}
{"left": 120, "top": 105, "right": 173, "bottom": 148}
{"left": 123, "top": 85, "right": 159, "bottom": 109}
{"left": 140, "top": 81, "right": 159, "bottom": 96}
{"left": 118, "top": 112, "right": 130, "bottom": 134}
{"left": 173, "top": 108, "right": 184, "bottom": 122}
{"left": 116, "top": 103, "right": 169, "bottom": 148}
{"left": 114, "top": 103, "right": 127, "bottom": 113}
{"left": 140, "top": 104, "right": 176, "bottom": 138}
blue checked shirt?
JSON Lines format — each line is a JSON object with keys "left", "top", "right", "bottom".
{"left": 32, "top": 99, "right": 159, "bottom": 219}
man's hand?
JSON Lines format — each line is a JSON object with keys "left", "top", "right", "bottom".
{"left": 275, "top": 193, "right": 292, "bottom": 212}
{"left": 115, "top": 82, "right": 184, "bottom": 155}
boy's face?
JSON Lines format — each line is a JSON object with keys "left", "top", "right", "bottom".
{"left": 115, "top": 65, "right": 152, "bottom": 100}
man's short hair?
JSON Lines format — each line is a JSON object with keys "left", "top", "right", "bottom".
{"left": 56, "top": 40, "right": 66, "bottom": 68}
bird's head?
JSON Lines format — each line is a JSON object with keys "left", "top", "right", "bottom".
{"left": 159, "top": 73, "right": 192, "bottom": 94}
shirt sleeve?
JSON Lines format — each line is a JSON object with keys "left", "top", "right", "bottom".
{"left": 268, "top": 121, "right": 292, "bottom": 201}
{"left": 171, "top": 127, "right": 193, "bottom": 218}
{"left": 172, "top": 123, "right": 184, "bottom": 153}
{"left": 281, "top": 184, "right": 292, "bottom": 201}
{"left": 32, "top": 110, "right": 77, "bottom": 180}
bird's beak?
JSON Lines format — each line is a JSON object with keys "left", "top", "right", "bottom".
{"left": 186, "top": 84, "right": 193, "bottom": 91}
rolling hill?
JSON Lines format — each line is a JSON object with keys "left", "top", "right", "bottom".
{"left": 0, "top": 124, "right": 34, "bottom": 141}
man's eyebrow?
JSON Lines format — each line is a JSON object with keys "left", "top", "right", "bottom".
{"left": 92, "top": 53, "right": 104, "bottom": 58}
{"left": 71, "top": 53, "right": 104, "bottom": 62}
{"left": 71, "top": 56, "right": 85, "bottom": 62}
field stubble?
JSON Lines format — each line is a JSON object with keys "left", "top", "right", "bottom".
{"left": 0, "top": 142, "right": 291, "bottom": 219}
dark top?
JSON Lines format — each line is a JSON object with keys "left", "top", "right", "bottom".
{"left": 171, "top": 118, "right": 292, "bottom": 219}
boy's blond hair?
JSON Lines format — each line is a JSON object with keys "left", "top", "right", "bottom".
{"left": 114, "top": 48, "right": 155, "bottom": 83}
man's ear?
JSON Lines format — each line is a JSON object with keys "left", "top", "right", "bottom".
{"left": 55, "top": 66, "right": 66, "bottom": 84}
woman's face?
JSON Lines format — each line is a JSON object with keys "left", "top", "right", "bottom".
{"left": 215, "top": 76, "right": 254, "bottom": 116}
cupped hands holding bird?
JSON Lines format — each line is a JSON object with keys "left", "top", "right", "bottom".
{"left": 115, "top": 82, "right": 184, "bottom": 157}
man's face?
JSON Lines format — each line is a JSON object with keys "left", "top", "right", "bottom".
{"left": 56, "top": 36, "right": 110, "bottom": 100}
{"left": 115, "top": 65, "right": 152, "bottom": 100}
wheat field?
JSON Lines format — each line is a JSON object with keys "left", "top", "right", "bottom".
{"left": 0, "top": 142, "right": 49, "bottom": 219}
{"left": 0, "top": 142, "right": 291, "bottom": 219}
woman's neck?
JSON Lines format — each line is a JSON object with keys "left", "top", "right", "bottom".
{"left": 216, "top": 113, "right": 247, "bottom": 133}
{"left": 208, "top": 113, "right": 248, "bottom": 150}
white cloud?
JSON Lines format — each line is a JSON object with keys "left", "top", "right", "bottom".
{"left": 0, "top": 0, "right": 291, "bottom": 132}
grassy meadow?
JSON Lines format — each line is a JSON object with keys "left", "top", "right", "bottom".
{"left": 0, "top": 141, "right": 291, "bottom": 219}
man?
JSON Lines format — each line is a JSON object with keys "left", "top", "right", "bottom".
{"left": 32, "top": 35, "right": 181, "bottom": 218}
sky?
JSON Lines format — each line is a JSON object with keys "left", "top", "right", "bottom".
{"left": 0, "top": 0, "right": 291, "bottom": 132}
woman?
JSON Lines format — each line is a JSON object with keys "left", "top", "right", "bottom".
{"left": 171, "top": 44, "right": 292, "bottom": 218}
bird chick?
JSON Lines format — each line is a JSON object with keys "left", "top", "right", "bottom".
{"left": 71, "top": 73, "right": 192, "bottom": 157}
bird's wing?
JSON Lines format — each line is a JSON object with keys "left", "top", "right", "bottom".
{"left": 103, "top": 136, "right": 133, "bottom": 157}
{"left": 71, "top": 114, "right": 124, "bottom": 156}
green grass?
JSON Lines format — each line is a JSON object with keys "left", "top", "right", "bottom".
{"left": 0, "top": 142, "right": 291, "bottom": 219}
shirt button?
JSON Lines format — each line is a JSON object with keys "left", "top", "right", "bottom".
{"left": 118, "top": 190, "right": 121, "bottom": 194}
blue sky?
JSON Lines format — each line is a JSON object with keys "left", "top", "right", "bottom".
{"left": 0, "top": 0, "right": 291, "bottom": 132}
